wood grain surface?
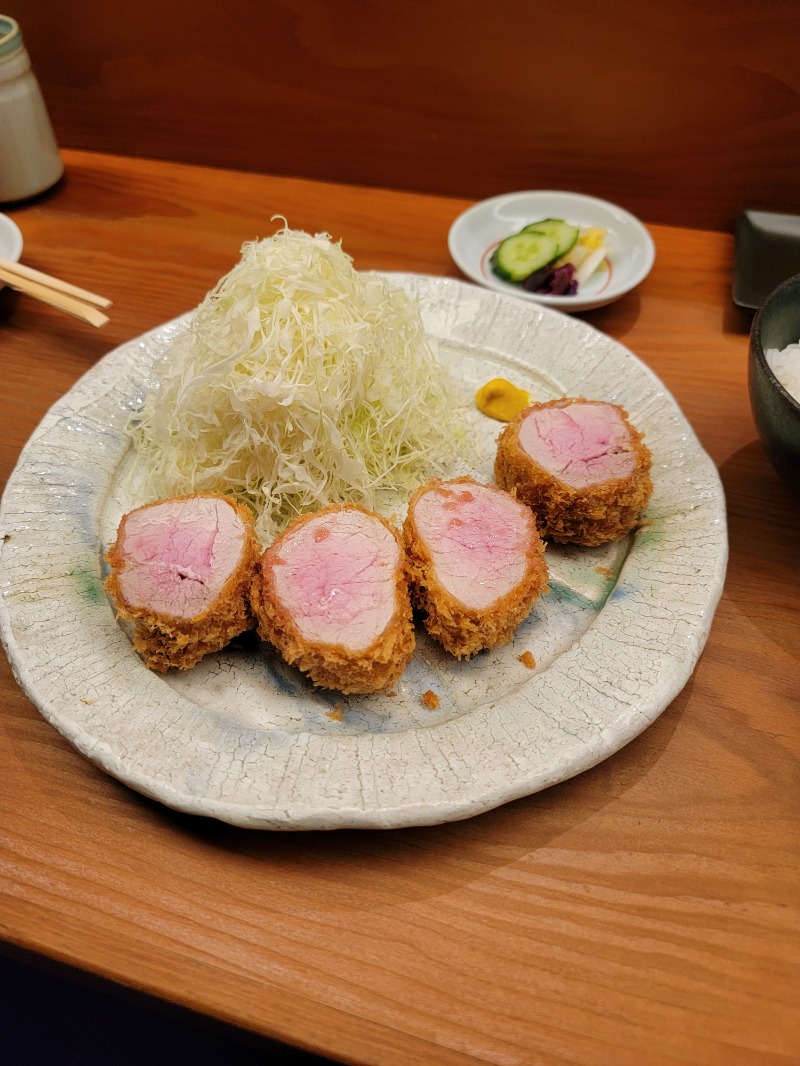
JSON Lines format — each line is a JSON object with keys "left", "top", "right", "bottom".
{"left": 8, "top": 0, "right": 800, "bottom": 232}
{"left": 1, "top": 150, "right": 798, "bottom": 1065}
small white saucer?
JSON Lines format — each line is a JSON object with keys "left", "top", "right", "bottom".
{"left": 0, "top": 212, "right": 23, "bottom": 289}
{"left": 448, "top": 190, "right": 655, "bottom": 312}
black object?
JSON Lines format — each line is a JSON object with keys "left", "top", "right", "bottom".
{"left": 748, "top": 273, "right": 800, "bottom": 493}
{"left": 734, "top": 210, "right": 800, "bottom": 310}
{"left": 1, "top": 945, "right": 339, "bottom": 1066}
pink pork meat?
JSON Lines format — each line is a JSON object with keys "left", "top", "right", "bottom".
{"left": 495, "top": 397, "right": 652, "bottom": 546}
{"left": 251, "top": 505, "right": 415, "bottom": 694}
{"left": 403, "top": 478, "right": 548, "bottom": 658}
{"left": 104, "top": 493, "right": 260, "bottom": 672}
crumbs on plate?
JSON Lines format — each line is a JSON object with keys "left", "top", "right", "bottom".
{"left": 595, "top": 566, "right": 613, "bottom": 578}
{"left": 421, "top": 689, "right": 440, "bottom": 710}
{"left": 326, "top": 703, "right": 344, "bottom": 722}
{"left": 519, "top": 651, "right": 536, "bottom": 670}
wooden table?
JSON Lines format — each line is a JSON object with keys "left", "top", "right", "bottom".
{"left": 1, "top": 150, "right": 797, "bottom": 1065}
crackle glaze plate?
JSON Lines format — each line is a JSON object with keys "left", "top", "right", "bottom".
{"left": 0, "top": 275, "right": 727, "bottom": 830}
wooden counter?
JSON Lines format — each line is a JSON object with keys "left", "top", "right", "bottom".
{"left": 1, "top": 150, "right": 797, "bottom": 1065}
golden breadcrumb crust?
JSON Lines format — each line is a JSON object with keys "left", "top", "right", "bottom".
{"left": 251, "top": 504, "right": 415, "bottom": 695}
{"left": 104, "top": 493, "right": 260, "bottom": 673}
{"left": 403, "top": 477, "right": 548, "bottom": 660}
{"left": 495, "top": 398, "right": 653, "bottom": 547}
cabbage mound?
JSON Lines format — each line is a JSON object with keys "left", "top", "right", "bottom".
{"left": 129, "top": 227, "right": 469, "bottom": 543}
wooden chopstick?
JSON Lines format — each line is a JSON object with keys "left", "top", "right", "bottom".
{"left": 0, "top": 258, "right": 110, "bottom": 328}
{"left": 0, "top": 256, "right": 112, "bottom": 308}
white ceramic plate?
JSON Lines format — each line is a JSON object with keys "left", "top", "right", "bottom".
{"left": 0, "top": 212, "right": 23, "bottom": 288}
{"left": 448, "top": 191, "right": 656, "bottom": 312}
{"left": 0, "top": 275, "right": 726, "bottom": 830}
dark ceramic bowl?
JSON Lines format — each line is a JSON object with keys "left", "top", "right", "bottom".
{"left": 749, "top": 273, "right": 800, "bottom": 492}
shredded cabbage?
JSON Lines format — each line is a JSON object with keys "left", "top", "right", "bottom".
{"left": 128, "top": 226, "right": 471, "bottom": 543}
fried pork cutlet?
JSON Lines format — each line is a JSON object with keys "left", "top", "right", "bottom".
{"left": 495, "top": 397, "right": 652, "bottom": 547}
{"left": 403, "top": 477, "right": 548, "bottom": 659}
{"left": 104, "top": 493, "right": 260, "bottom": 672}
{"left": 251, "top": 504, "right": 415, "bottom": 695}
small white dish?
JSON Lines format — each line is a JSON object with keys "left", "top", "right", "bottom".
{"left": 0, "top": 212, "right": 23, "bottom": 289}
{"left": 448, "top": 190, "right": 655, "bottom": 312}
{"left": 0, "top": 212, "right": 23, "bottom": 260}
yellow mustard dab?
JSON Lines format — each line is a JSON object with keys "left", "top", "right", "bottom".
{"left": 475, "top": 378, "right": 531, "bottom": 422}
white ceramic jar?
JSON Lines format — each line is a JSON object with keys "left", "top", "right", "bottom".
{"left": 0, "top": 15, "right": 63, "bottom": 203}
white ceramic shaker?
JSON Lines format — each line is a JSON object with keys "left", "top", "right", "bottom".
{"left": 0, "top": 15, "right": 63, "bottom": 203}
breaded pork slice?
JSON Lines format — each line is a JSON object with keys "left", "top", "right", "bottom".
{"left": 403, "top": 477, "right": 548, "bottom": 659}
{"left": 251, "top": 505, "right": 415, "bottom": 695}
{"left": 495, "top": 397, "right": 652, "bottom": 547}
{"left": 104, "top": 493, "right": 260, "bottom": 672}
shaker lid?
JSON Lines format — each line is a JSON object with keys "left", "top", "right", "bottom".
{"left": 0, "top": 16, "right": 23, "bottom": 61}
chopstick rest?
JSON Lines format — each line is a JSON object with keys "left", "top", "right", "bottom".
{"left": 0, "top": 255, "right": 111, "bottom": 327}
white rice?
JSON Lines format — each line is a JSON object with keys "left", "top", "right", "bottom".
{"left": 765, "top": 341, "right": 800, "bottom": 403}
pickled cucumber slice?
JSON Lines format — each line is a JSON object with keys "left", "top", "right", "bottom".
{"left": 491, "top": 232, "right": 558, "bottom": 282}
{"left": 522, "top": 219, "right": 580, "bottom": 260}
